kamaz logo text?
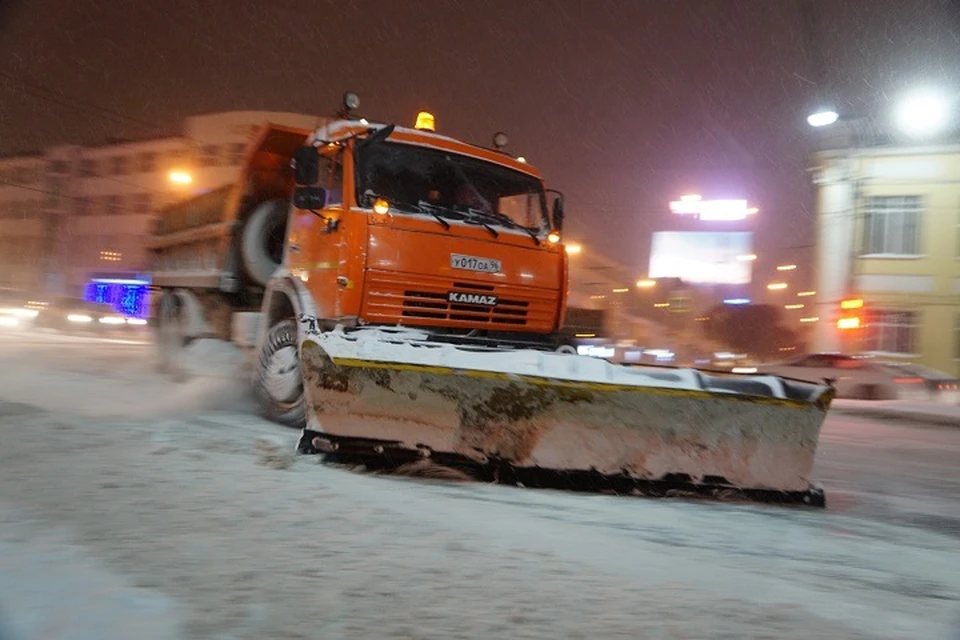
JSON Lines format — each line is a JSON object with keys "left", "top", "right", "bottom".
{"left": 447, "top": 291, "right": 498, "bottom": 307}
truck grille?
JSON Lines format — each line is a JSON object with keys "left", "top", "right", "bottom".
{"left": 362, "top": 270, "right": 557, "bottom": 332}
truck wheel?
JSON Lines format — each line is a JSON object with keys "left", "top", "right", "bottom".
{"left": 254, "top": 317, "right": 306, "bottom": 428}
{"left": 241, "top": 199, "right": 288, "bottom": 287}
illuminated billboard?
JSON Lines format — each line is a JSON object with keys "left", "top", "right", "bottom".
{"left": 668, "top": 194, "right": 759, "bottom": 221}
{"left": 648, "top": 231, "right": 754, "bottom": 285}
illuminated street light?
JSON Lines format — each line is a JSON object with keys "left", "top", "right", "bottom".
{"left": 612, "top": 287, "right": 629, "bottom": 293}
{"left": 776, "top": 264, "right": 797, "bottom": 271}
{"left": 895, "top": 89, "right": 950, "bottom": 138}
{"left": 736, "top": 253, "right": 757, "bottom": 262}
{"left": 169, "top": 170, "right": 192, "bottom": 185}
{"left": 807, "top": 110, "right": 839, "bottom": 128}
{"left": 797, "top": 290, "right": 816, "bottom": 297}
{"left": 635, "top": 279, "right": 656, "bottom": 288}
{"left": 784, "top": 303, "right": 804, "bottom": 310}
{"left": 565, "top": 243, "right": 582, "bottom": 255}
{"left": 799, "top": 316, "right": 819, "bottom": 323}
{"left": 767, "top": 282, "right": 788, "bottom": 291}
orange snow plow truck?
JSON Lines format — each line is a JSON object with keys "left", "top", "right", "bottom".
{"left": 147, "top": 93, "right": 835, "bottom": 507}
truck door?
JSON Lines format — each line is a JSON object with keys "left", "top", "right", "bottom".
{"left": 287, "top": 148, "right": 344, "bottom": 319}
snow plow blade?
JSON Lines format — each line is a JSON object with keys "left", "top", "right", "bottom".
{"left": 297, "top": 331, "right": 835, "bottom": 507}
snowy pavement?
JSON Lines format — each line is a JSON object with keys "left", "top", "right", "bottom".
{"left": 831, "top": 398, "right": 960, "bottom": 427}
{"left": 1, "top": 331, "right": 959, "bottom": 639}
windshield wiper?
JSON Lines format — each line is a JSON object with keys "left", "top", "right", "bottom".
{"left": 467, "top": 208, "right": 540, "bottom": 246}
{"left": 460, "top": 208, "right": 499, "bottom": 239}
{"left": 414, "top": 200, "right": 452, "bottom": 231}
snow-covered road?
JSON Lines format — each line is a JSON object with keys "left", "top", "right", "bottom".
{"left": 0, "top": 331, "right": 958, "bottom": 639}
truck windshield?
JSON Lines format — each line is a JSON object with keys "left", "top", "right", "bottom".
{"left": 355, "top": 141, "right": 548, "bottom": 232}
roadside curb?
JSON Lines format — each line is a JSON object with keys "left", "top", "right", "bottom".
{"left": 829, "top": 405, "right": 960, "bottom": 428}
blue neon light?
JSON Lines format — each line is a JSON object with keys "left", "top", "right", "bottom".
{"left": 83, "top": 281, "right": 151, "bottom": 318}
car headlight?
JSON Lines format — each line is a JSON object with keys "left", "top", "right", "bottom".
{"left": 0, "top": 316, "right": 19, "bottom": 327}
{"left": 67, "top": 314, "right": 93, "bottom": 323}
{"left": 98, "top": 316, "right": 126, "bottom": 325}
{"left": 126, "top": 318, "right": 148, "bottom": 326}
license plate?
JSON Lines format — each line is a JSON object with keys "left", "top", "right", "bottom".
{"left": 450, "top": 253, "right": 501, "bottom": 274}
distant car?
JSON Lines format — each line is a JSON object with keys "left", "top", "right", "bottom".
{"left": 33, "top": 298, "right": 133, "bottom": 334}
{"left": 874, "top": 362, "right": 960, "bottom": 404}
{"left": 755, "top": 352, "right": 938, "bottom": 401}
{"left": 0, "top": 288, "right": 37, "bottom": 329}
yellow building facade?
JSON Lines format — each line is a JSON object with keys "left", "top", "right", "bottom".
{"left": 811, "top": 145, "right": 960, "bottom": 376}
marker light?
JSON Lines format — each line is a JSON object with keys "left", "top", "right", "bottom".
{"left": 415, "top": 111, "right": 436, "bottom": 131}
{"left": 547, "top": 231, "right": 561, "bottom": 244}
{"left": 565, "top": 243, "right": 582, "bottom": 255}
{"left": 343, "top": 91, "right": 360, "bottom": 111}
{"left": 493, "top": 132, "right": 509, "bottom": 149}
{"left": 373, "top": 198, "right": 390, "bottom": 215}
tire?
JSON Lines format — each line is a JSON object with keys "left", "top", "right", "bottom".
{"left": 857, "top": 384, "right": 881, "bottom": 400}
{"left": 241, "top": 200, "right": 289, "bottom": 287}
{"left": 254, "top": 317, "right": 306, "bottom": 428}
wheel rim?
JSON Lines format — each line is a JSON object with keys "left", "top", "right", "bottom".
{"left": 263, "top": 344, "right": 301, "bottom": 404}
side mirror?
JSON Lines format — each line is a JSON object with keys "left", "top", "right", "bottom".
{"left": 293, "top": 145, "right": 320, "bottom": 185}
{"left": 293, "top": 186, "right": 328, "bottom": 210}
{"left": 552, "top": 196, "right": 565, "bottom": 231}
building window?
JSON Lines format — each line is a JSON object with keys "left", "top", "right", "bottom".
{"left": 75, "top": 197, "right": 92, "bottom": 216}
{"left": 138, "top": 152, "right": 157, "bottom": 173}
{"left": 111, "top": 156, "right": 129, "bottom": 175}
{"left": 135, "top": 193, "right": 152, "bottom": 213}
{"left": 955, "top": 315, "right": 960, "bottom": 361}
{"left": 106, "top": 195, "right": 121, "bottom": 215}
{"left": 200, "top": 144, "right": 221, "bottom": 167}
{"left": 80, "top": 158, "right": 98, "bottom": 177}
{"left": 861, "top": 195, "right": 922, "bottom": 256}
{"left": 863, "top": 309, "right": 919, "bottom": 355}
{"left": 228, "top": 142, "right": 246, "bottom": 165}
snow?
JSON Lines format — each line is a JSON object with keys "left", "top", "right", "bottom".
{"left": 1, "top": 331, "right": 959, "bottom": 639}
{"left": 307, "top": 327, "right": 823, "bottom": 400}
{"left": 831, "top": 398, "right": 960, "bottom": 427}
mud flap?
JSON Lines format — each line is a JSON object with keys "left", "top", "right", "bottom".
{"left": 298, "top": 331, "right": 834, "bottom": 507}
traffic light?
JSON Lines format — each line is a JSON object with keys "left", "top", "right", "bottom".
{"left": 837, "top": 298, "right": 863, "bottom": 330}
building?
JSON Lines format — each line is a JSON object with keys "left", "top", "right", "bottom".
{"left": 0, "top": 110, "right": 322, "bottom": 303}
{"left": 810, "top": 144, "right": 960, "bottom": 376}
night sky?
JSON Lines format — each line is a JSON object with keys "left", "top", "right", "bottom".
{"left": 2, "top": 0, "right": 959, "bottom": 288}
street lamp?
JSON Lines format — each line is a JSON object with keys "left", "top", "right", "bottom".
{"left": 635, "top": 279, "right": 656, "bottom": 288}
{"left": 894, "top": 89, "right": 950, "bottom": 139}
{"left": 169, "top": 170, "right": 192, "bottom": 185}
{"left": 807, "top": 110, "right": 839, "bottom": 128}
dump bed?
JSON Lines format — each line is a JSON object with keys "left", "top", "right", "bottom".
{"left": 146, "top": 124, "right": 311, "bottom": 291}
